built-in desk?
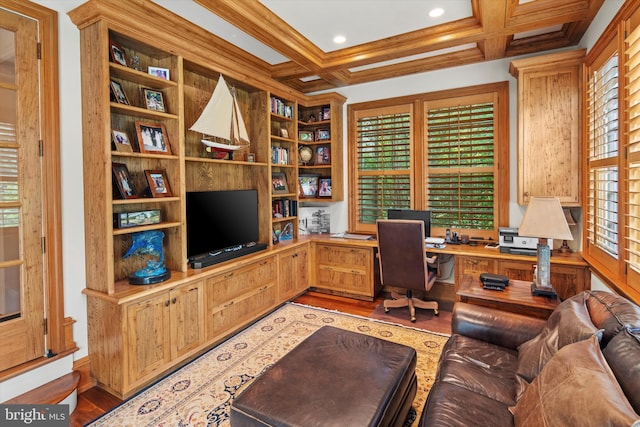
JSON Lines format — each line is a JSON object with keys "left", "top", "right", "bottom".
{"left": 306, "top": 236, "right": 590, "bottom": 301}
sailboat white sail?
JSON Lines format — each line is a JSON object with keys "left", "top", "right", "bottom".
{"left": 189, "top": 74, "right": 250, "bottom": 152}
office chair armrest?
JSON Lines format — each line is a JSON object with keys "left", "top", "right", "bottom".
{"left": 452, "top": 302, "right": 546, "bottom": 350}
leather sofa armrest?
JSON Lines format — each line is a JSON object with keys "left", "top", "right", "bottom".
{"left": 452, "top": 302, "right": 547, "bottom": 350}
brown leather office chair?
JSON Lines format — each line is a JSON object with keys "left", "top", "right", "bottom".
{"left": 376, "top": 219, "right": 439, "bottom": 322}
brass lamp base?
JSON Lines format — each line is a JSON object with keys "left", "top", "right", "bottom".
{"left": 531, "top": 282, "right": 558, "bottom": 298}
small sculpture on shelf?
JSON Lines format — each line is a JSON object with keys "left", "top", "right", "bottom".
{"left": 124, "top": 230, "right": 171, "bottom": 285}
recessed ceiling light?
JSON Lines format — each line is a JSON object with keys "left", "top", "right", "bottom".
{"left": 333, "top": 35, "right": 346, "bottom": 44}
{"left": 429, "top": 7, "right": 444, "bottom": 18}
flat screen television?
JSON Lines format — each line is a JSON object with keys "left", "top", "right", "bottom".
{"left": 387, "top": 209, "right": 432, "bottom": 238}
{"left": 186, "top": 189, "right": 265, "bottom": 267}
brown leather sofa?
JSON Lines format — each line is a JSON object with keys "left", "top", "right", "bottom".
{"left": 419, "top": 290, "right": 640, "bottom": 426}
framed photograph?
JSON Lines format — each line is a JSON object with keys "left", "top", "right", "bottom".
{"left": 299, "top": 130, "right": 314, "bottom": 142}
{"left": 247, "top": 153, "right": 256, "bottom": 163}
{"left": 315, "top": 146, "right": 331, "bottom": 165}
{"left": 112, "top": 162, "right": 138, "bottom": 199}
{"left": 272, "top": 172, "right": 289, "bottom": 194}
{"left": 321, "top": 107, "right": 331, "bottom": 121}
{"left": 109, "top": 39, "right": 127, "bottom": 66}
{"left": 142, "top": 88, "right": 166, "bottom": 112}
{"left": 318, "top": 178, "right": 332, "bottom": 198}
{"left": 148, "top": 66, "right": 170, "bottom": 80}
{"left": 280, "top": 128, "right": 289, "bottom": 138}
{"left": 298, "top": 174, "right": 319, "bottom": 198}
{"left": 110, "top": 80, "right": 129, "bottom": 105}
{"left": 316, "top": 129, "right": 330, "bottom": 141}
{"left": 145, "top": 170, "right": 172, "bottom": 197}
{"left": 134, "top": 121, "right": 172, "bottom": 154}
{"left": 111, "top": 129, "right": 133, "bottom": 152}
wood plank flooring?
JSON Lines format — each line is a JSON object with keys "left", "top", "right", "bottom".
{"left": 69, "top": 291, "right": 452, "bottom": 426}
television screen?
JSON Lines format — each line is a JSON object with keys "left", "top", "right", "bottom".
{"left": 186, "top": 189, "right": 259, "bottom": 260}
{"left": 387, "top": 209, "right": 431, "bottom": 238}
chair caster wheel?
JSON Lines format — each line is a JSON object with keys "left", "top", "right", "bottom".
{"left": 434, "top": 310, "right": 439, "bottom": 316}
{"left": 411, "top": 316, "right": 416, "bottom": 322}
{"left": 384, "top": 307, "right": 389, "bottom": 313}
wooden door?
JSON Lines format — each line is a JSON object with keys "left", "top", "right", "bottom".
{"left": 0, "top": 9, "right": 45, "bottom": 371}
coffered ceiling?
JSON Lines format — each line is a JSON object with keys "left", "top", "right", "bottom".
{"left": 154, "top": 0, "right": 605, "bottom": 93}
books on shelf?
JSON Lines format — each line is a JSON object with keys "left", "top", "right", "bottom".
{"left": 272, "top": 199, "right": 298, "bottom": 218}
{"left": 271, "top": 146, "right": 290, "bottom": 165}
{"left": 270, "top": 96, "right": 294, "bottom": 119}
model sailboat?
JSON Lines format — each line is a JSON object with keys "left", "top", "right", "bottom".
{"left": 189, "top": 74, "right": 250, "bottom": 155}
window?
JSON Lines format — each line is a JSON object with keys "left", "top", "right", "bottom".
{"left": 624, "top": 19, "right": 640, "bottom": 295}
{"left": 351, "top": 105, "right": 412, "bottom": 232}
{"left": 583, "top": 1, "right": 640, "bottom": 303}
{"left": 348, "top": 83, "right": 509, "bottom": 237}
{"left": 425, "top": 93, "right": 499, "bottom": 234}
{"left": 586, "top": 47, "right": 619, "bottom": 261}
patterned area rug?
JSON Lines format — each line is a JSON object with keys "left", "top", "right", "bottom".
{"left": 87, "top": 303, "right": 449, "bottom": 427}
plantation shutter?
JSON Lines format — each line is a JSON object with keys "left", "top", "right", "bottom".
{"left": 625, "top": 23, "right": 640, "bottom": 292}
{"left": 425, "top": 94, "right": 496, "bottom": 232}
{"left": 586, "top": 44, "right": 619, "bottom": 262}
{"left": 0, "top": 122, "right": 18, "bottom": 228}
{"left": 353, "top": 105, "right": 412, "bottom": 233}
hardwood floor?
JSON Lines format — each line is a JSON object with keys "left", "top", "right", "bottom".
{"left": 69, "top": 291, "right": 451, "bottom": 426}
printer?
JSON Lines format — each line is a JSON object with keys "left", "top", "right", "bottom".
{"left": 499, "top": 227, "right": 552, "bottom": 256}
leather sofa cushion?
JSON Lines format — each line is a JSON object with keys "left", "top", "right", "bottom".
{"left": 437, "top": 334, "right": 518, "bottom": 405}
{"left": 516, "top": 292, "right": 602, "bottom": 382}
{"left": 512, "top": 335, "right": 640, "bottom": 427}
{"left": 586, "top": 290, "right": 640, "bottom": 346}
{"left": 420, "top": 381, "right": 514, "bottom": 427}
{"left": 603, "top": 327, "right": 640, "bottom": 414}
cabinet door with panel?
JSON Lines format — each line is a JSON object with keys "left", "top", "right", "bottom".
{"left": 124, "top": 293, "right": 171, "bottom": 387}
{"left": 313, "top": 243, "right": 375, "bottom": 300}
{"left": 170, "top": 281, "right": 205, "bottom": 360}
{"left": 204, "top": 256, "right": 278, "bottom": 341}
{"left": 279, "top": 245, "right": 309, "bottom": 300}
{"left": 498, "top": 259, "right": 590, "bottom": 300}
{"left": 510, "top": 50, "right": 584, "bottom": 206}
{"left": 124, "top": 280, "right": 204, "bottom": 389}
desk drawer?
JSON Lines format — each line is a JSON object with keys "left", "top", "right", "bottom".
{"left": 458, "top": 256, "right": 498, "bottom": 277}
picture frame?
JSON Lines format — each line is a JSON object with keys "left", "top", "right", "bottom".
{"left": 109, "top": 39, "right": 128, "bottom": 66}
{"left": 110, "top": 80, "right": 129, "bottom": 105}
{"left": 315, "top": 146, "right": 331, "bottom": 165}
{"left": 111, "top": 129, "right": 133, "bottom": 152}
{"left": 134, "top": 121, "right": 172, "bottom": 154}
{"left": 142, "top": 88, "right": 166, "bottom": 112}
{"left": 316, "top": 129, "right": 330, "bottom": 141}
{"left": 247, "top": 153, "right": 256, "bottom": 163}
{"left": 318, "top": 178, "right": 332, "bottom": 198}
{"left": 299, "top": 130, "right": 314, "bottom": 142}
{"left": 321, "top": 107, "right": 331, "bottom": 121}
{"left": 298, "top": 174, "right": 319, "bottom": 198}
{"left": 148, "top": 66, "right": 170, "bottom": 80}
{"left": 280, "top": 128, "right": 289, "bottom": 138}
{"left": 112, "top": 162, "right": 138, "bottom": 199}
{"left": 272, "top": 172, "right": 289, "bottom": 194}
{"left": 145, "top": 170, "right": 172, "bottom": 197}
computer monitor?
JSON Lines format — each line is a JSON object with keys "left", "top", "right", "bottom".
{"left": 386, "top": 209, "right": 431, "bottom": 238}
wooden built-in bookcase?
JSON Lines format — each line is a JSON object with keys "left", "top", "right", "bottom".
{"left": 69, "top": 0, "right": 344, "bottom": 398}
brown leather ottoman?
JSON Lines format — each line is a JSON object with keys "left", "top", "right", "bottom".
{"left": 230, "top": 325, "right": 417, "bottom": 427}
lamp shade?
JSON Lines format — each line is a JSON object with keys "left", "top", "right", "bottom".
{"left": 519, "top": 197, "right": 573, "bottom": 241}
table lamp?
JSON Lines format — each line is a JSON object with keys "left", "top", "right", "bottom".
{"left": 518, "top": 197, "right": 573, "bottom": 298}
